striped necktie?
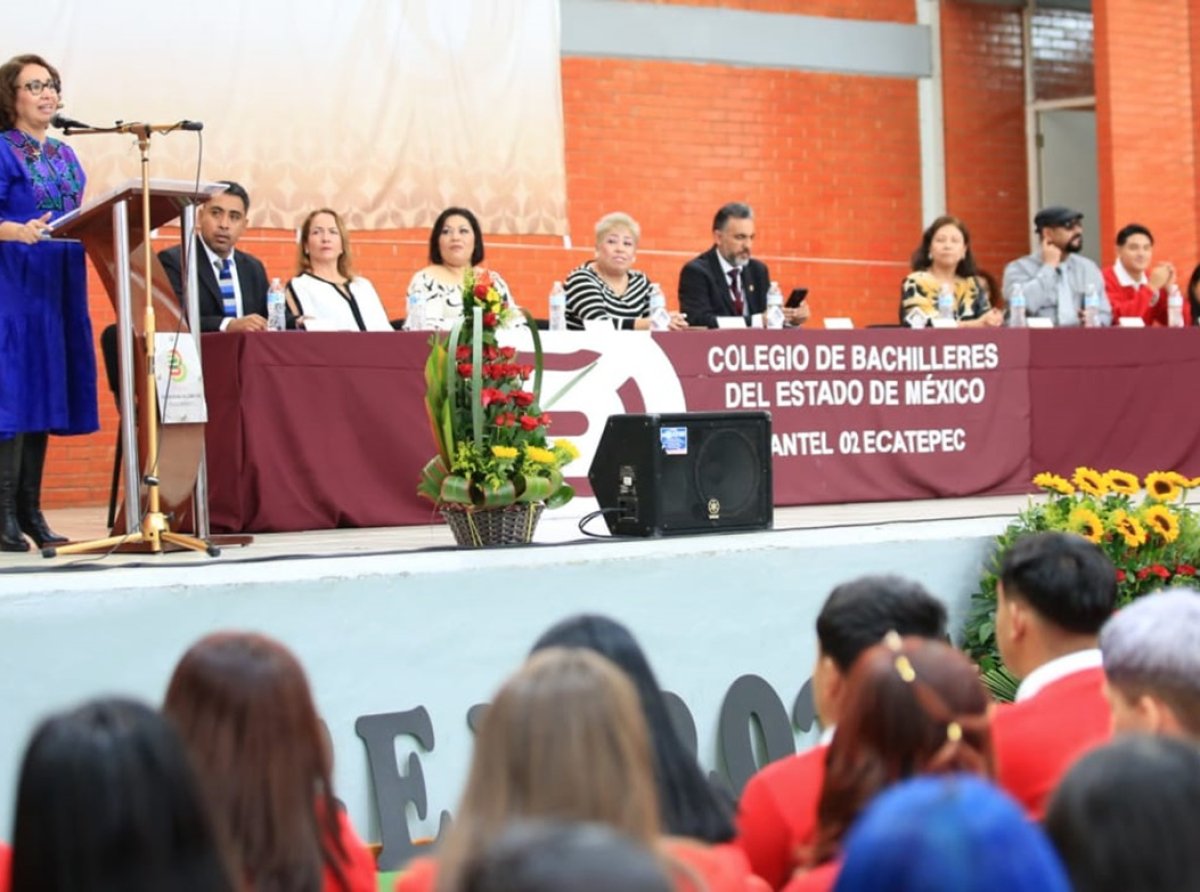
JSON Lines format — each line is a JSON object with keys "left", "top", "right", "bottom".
{"left": 218, "top": 257, "right": 236, "bottom": 317}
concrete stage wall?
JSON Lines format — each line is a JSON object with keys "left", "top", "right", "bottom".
{"left": 0, "top": 517, "right": 1003, "bottom": 859}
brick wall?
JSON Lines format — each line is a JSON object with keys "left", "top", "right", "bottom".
{"left": 1094, "top": 0, "right": 1197, "bottom": 273}
{"left": 43, "top": 2, "right": 923, "bottom": 508}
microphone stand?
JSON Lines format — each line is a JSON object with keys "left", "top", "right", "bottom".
{"left": 48, "top": 121, "right": 218, "bottom": 557}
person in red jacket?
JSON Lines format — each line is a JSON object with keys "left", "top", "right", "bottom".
{"left": 1102, "top": 223, "right": 1189, "bottom": 326}
{"left": 734, "top": 576, "right": 948, "bottom": 889}
{"left": 991, "top": 531, "right": 1117, "bottom": 819}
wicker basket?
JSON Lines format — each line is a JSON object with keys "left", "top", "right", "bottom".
{"left": 440, "top": 502, "right": 545, "bottom": 547}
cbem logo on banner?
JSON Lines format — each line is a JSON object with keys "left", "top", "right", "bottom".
{"left": 357, "top": 673, "right": 816, "bottom": 870}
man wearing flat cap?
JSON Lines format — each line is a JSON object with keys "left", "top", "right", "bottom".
{"left": 1002, "top": 206, "right": 1110, "bottom": 326}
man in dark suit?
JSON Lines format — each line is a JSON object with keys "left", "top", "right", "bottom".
{"left": 159, "top": 180, "right": 275, "bottom": 332}
{"left": 677, "top": 202, "right": 809, "bottom": 329}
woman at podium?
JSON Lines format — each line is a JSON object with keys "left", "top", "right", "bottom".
{"left": 0, "top": 53, "right": 98, "bottom": 552}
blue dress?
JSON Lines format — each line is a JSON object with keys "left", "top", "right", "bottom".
{"left": 0, "top": 129, "right": 98, "bottom": 439}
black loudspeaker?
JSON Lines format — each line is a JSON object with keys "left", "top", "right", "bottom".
{"left": 588, "top": 412, "right": 773, "bottom": 537}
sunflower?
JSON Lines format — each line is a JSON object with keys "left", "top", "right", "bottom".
{"left": 1110, "top": 509, "right": 1148, "bottom": 548}
{"left": 524, "top": 445, "right": 557, "bottom": 465}
{"left": 1067, "top": 506, "right": 1104, "bottom": 544}
{"left": 1033, "top": 472, "right": 1074, "bottom": 496}
{"left": 1144, "top": 471, "right": 1182, "bottom": 503}
{"left": 1102, "top": 469, "right": 1140, "bottom": 496}
{"left": 1186, "top": 476, "right": 1200, "bottom": 489}
{"left": 490, "top": 445, "right": 518, "bottom": 460}
{"left": 553, "top": 438, "right": 580, "bottom": 461}
{"left": 1072, "top": 467, "right": 1108, "bottom": 498}
{"left": 1142, "top": 505, "right": 1180, "bottom": 544}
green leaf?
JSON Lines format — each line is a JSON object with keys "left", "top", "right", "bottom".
{"left": 471, "top": 308, "right": 484, "bottom": 451}
{"left": 543, "top": 359, "right": 599, "bottom": 410}
{"left": 439, "top": 475, "right": 474, "bottom": 504}
{"left": 518, "top": 475, "right": 554, "bottom": 503}
{"left": 520, "top": 307, "right": 544, "bottom": 400}
{"left": 476, "top": 480, "right": 517, "bottom": 508}
{"left": 545, "top": 481, "right": 575, "bottom": 509}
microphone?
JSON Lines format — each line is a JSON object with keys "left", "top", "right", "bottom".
{"left": 179, "top": 120, "right": 203, "bottom": 132}
{"left": 51, "top": 113, "right": 91, "bottom": 130}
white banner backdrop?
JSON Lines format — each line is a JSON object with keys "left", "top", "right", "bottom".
{"left": 7, "top": 0, "right": 567, "bottom": 233}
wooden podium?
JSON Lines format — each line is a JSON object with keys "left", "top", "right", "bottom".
{"left": 50, "top": 179, "right": 224, "bottom": 551}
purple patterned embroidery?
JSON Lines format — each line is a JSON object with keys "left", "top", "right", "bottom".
{"left": 2, "top": 130, "right": 85, "bottom": 214}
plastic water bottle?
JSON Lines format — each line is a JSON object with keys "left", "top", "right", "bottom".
{"left": 1168, "top": 284, "right": 1185, "bottom": 328}
{"left": 406, "top": 290, "right": 427, "bottom": 331}
{"left": 765, "top": 281, "right": 785, "bottom": 330}
{"left": 937, "top": 283, "right": 955, "bottom": 322}
{"left": 1083, "top": 283, "right": 1101, "bottom": 328}
{"left": 1008, "top": 283, "right": 1026, "bottom": 328}
{"left": 548, "top": 281, "right": 566, "bottom": 331}
{"left": 267, "top": 278, "right": 286, "bottom": 331}
{"left": 648, "top": 283, "right": 671, "bottom": 331}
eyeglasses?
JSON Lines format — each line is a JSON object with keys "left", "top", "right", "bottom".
{"left": 19, "top": 79, "right": 61, "bottom": 96}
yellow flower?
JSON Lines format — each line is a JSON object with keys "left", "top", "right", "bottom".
{"left": 525, "top": 445, "right": 557, "bottom": 465}
{"left": 1033, "top": 472, "right": 1075, "bottom": 496}
{"left": 1067, "top": 507, "right": 1104, "bottom": 544}
{"left": 1102, "top": 470, "right": 1140, "bottom": 496}
{"left": 1144, "top": 471, "right": 1182, "bottom": 503}
{"left": 1110, "top": 509, "right": 1148, "bottom": 548}
{"left": 1186, "top": 476, "right": 1200, "bottom": 489}
{"left": 553, "top": 438, "right": 580, "bottom": 461}
{"left": 491, "top": 445, "right": 518, "bottom": 460}
{"left": 1072, "top": 467, "right": 1108, "bottom": 498}
{"left": 1143, "top": 505, "right": 1180, "bottom": 544}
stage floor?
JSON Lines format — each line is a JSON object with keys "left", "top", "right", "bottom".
{"left": 0, "top": 493, "right": 1044, "bottom": 577}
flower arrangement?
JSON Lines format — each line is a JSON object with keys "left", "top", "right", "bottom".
{"left": 963, "top": 467, "right": 1200, "bottom": 700}
{"left": 418, "top": 269, "right": 582, "bottom": 539}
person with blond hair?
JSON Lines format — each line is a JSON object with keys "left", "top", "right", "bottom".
{"left": 286, "top": 208, "right": 390, "bottom": 331}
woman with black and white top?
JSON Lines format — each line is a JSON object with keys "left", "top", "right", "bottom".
{"left": 565, "top": 212, "right": 686, "bottom": 331}
{"left": 287, "top": 208, "right": 391, "bottom": 331}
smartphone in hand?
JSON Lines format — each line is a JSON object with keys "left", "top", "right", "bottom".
{"left": 786, "top": 288, "right": 809, "bottom": 309}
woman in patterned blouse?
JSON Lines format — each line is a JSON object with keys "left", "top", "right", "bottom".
{"left": 564, "top": 212, "right": 686, "bottom": 331}
{"left": 0, "top": 54, "right": 97, "bottom": 552}
{"left": 900, "top": 215, "right": 1003, "bottom": 328}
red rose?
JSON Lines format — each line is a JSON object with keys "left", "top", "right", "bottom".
{"left": 457, "top": 363, "right": 472, "bottom": 378}
{"left": 456, "top": 345, "right": 471, "bottom": 361}
{"left": 1115, "top": 569, "right": 1127, "bottom": 582}
{"left": 510, "top": 390, "right": 535, "bottom": 407}
{"left": 1177, "top": 564, "right": 1197, "bottom": 576}
{"left": 493, "top": 412, "right": 514, "bottom": 428}
{"left": 1150, "top": 564, "right": 1171, "bottom": 579}
{"left": 500, "top": 346, "right": 517, "bottom": 360}
{"left": 540, "top": 412, "right": 552, "bottom": 428}
{"left": 480, "top": 388, "right": 508, "bottom": 408}
{"left": 519, "top": 415, "right": 541, "bottom": 431}
{"left": 483, "top": 345, "right": 498, "bottom": 360}
{"left": 474, "top": 284, "right": 489, "bottom": 299}
{"left": 1137, "top": 568, "right": 1150, "bottom": 581}
{"left": 483, "top": 312, "right": 498, "bottom": 327}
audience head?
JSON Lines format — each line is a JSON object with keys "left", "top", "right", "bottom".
{"left": 996, "top": 531, "right": 1116, "bottom": 678}
{"left": 297, "top": 207, "right": 354, "bottom": 279}
{"left": 1114, "top": 223, "right": 1154, "bottom": 277}
{"left": 813, "top": 574, "right": 948, "bottom": 728}
{"left": 1045, "top": 734, "right": 1200, "bottom": 892}
{"left": 910, "top": 215, "right": 978, "bottom": 279}
{"left": 435, "top": 647, "right": 660, "bottom": 891}
{"left": 1100, "top": 588, "right": 1200, "bottom": 740}
{"left": 531, "top": 613, "right": 734, "bottom": 843}
{"left": 835, "top": 775, "right": 1070, "bottom": 892}
{"left": 813, "top": 636, "right": 992, "bottom": 865}
{"left": 163, "top": 631, "right": 350, "bottom": 892}
{"left": 593, "top": 212, "right": 640, "bottom": 278}
{"left": 711, "top": 202, "right": 754, "bottom": 266}
{"left": 1187, "top": 262, "right": 1200, "bottom": 314}
{"left": 1033, "top": 206, "right": 1085, "bottom": 255}
{"left": 429, "top": 206, "right": 485, "bottom": 267}
{"left": 10, "top": 697, "right": 232, "bottom": 892}
{"left": 198, "top": 181, "right": 250, "bottom": 259}
{"left": 0, "top": 53, "right": 62, "bottom": 132}
{"left": 460, "top": 820, "right": 672, "bottom": 892}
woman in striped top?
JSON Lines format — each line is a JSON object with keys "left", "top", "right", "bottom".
{"left": 565, "top": 212, "right": 686, "bottom": 331}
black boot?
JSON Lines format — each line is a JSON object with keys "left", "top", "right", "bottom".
{"left": 0, "top": 437, "right": 29, "bottom": 552}
{"left": 16, "top": 433, "right": 67, "bottom": 548}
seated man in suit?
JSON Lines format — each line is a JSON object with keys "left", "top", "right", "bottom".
{"left": 1100, "top": 588, "right": 1200, "bottom": 741}
{"left": 159, "top": 180, "right": 276, "bottom": 332}
{"left": 991, "top": 531, "right": 1116, "bottom": 818}
{"left": 678, "top": 202, "right": 809, "bottom": 329}
{"left": 735, "top": 574, "right": 947, "bottom": 889}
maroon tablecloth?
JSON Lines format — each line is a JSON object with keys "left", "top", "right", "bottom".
{"left": 201, "top": 328, "right": 1200, "bottom": 533}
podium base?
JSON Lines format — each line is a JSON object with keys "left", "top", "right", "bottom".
{"left": 42, "top": 511, "right": 221, "bottom": 558}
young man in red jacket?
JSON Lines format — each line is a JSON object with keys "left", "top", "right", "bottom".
{"left": 734, "top": 575, "right": 947, "bottom": 889}
{"left": 992, "top": 531, "right": 1116, "bottom": 818}
{"left": 1102, "top": 223, "right": 1190, "bottom": 326}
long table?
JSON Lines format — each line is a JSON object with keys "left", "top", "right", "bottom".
{"left": 200, "top": 328, "right": 1200, "bottom": 533}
